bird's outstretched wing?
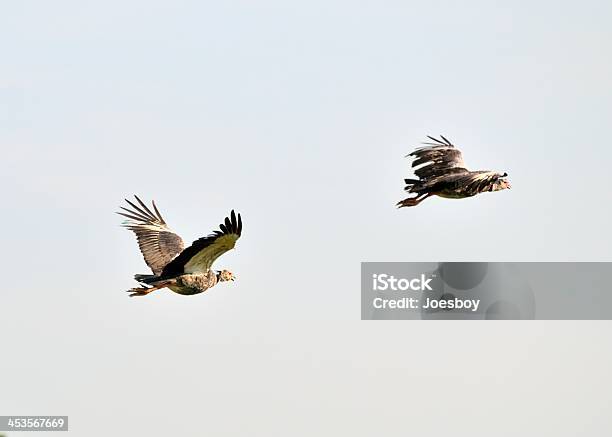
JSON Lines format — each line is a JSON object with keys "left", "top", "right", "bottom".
{"left": 438, "top": 171, "right": 506, "bottom": 194}
{"left": 159, "top": 210, "right": 242, "bottom": 279}
{"left": 409, "top": 135, "right": 467, "bottom": 180}
{"left": 118, "top": 196, "right": 185, "bottom": 275}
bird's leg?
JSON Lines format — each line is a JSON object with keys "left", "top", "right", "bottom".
{"left": 396, "top": 193, "right": 431, "bottom": 208}
{"left": 126, "top": 286, "right": 156, "bottom": 297}
{"left": 126, "top": 280, "right": 175, "bottom": 297}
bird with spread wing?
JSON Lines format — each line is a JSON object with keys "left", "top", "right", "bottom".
{"left": 118, "top": 196, "right": 242, "bottom": 297}
{"left": 397, "top": 135, "right": 511, "bottom": 208}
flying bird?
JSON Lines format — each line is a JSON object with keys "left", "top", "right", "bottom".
{"left": 118, "top": 195, "right": 242, "bottom": 297}
{"left": 397, "top": 135, "right": 511, "bottom": 208}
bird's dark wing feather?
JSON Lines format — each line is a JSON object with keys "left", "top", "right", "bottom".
{"left": 409, "top": 136, "right": 467, "bottom": 180}
{"left": 118, "top": 196, "right": 185, "bottom": 275}
{"left": 429, "top": 171, "right": 502, "bottom": 195}
{"left": 160, "top": 210, "right": 242, "bottom": 279}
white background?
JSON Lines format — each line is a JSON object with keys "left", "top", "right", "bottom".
{"left": 1, "top": 1, "right": 611, "bottom": 435}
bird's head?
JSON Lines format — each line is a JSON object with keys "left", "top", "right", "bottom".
{"left": 217, "top": 269, "right": 236, "bottom": 282}
{"left": 491, "top": 172, "right": 511, "bottom": 191}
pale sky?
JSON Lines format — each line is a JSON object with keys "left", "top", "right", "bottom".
{"left": 1, "top": 1, "right": 612, "bottom": 435}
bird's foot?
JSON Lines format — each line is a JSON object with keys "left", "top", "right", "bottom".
{"left": 397, "top": 193, "right": 431, "bottom": 208}
{"left": 396, "top": 197, "right": 420, "bottom": 208}
{"left": 127, "top": 286, "right": 155, "bottom": 297}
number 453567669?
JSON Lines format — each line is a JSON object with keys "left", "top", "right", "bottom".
{"left": 4, "top": 416, "right": 66, "bottom": 430}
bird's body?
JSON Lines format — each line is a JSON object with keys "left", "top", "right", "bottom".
{"left": 397, "top": 136, "right": 510, "bottom": 208}
{"left": 132, "top": 270, "right": 221, "bottom": 295}
{"left": 171, "top": 271, "right": 220, "bottom": 295}
{"left": 118, "top": 196, "right": 242, "bottom": 297}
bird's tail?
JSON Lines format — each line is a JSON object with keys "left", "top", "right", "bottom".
{"left": 403, "top": 178, "right": 421, "bottom": 191}
{"left": 134, "top": 274, "right": 160, "bottom": 284}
